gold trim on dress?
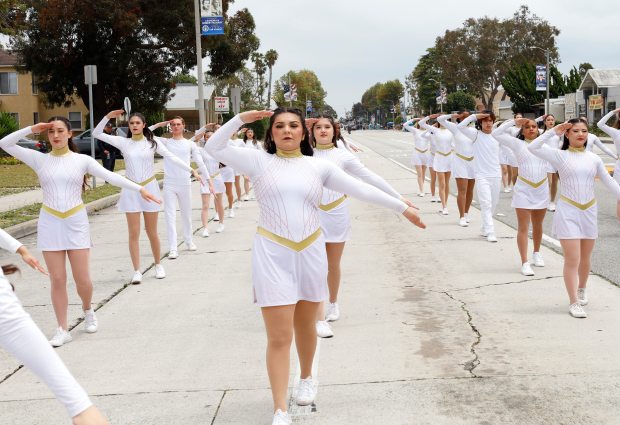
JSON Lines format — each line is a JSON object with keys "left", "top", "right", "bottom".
{"left": 129, "top": 175, "right": 156, "bottom": 186}
{"left": 436, "top": 150, "right": 453, "bottom": 157}
{"left": 276, "top": 148, "right": 302, "bottom": 158}
{"left": 415, "top": 148, "right": 428, "bottom": 153}
{"left": 568, "top": 146, "right": 586, "bottom": 153}
{"left": 455, "top": 152, "right": 474, "bottom": 161}
{"left": 50, "top": 146, "right": 71, "bottom": 157}
{"left": 315, "top": 143, "right": 335, "bottom": 150}
{"left": 41, "top": 203, "right": 85, "bottom": 219}
{"left": 560, "top": 195, "right": 596, "bottom": 210}
{"left": 518, "top": 175, "right": 548, "bottom": 188}
{"left": 256, "top": 227, "right": 322, "bottom": 252}
{"left": 131, "top": 134, "right": 145, "bottom": 141}
{"left": 210, "top": 172, "right": 220, "bottom": 178}
{"left": 319, "top": 195, "right": 347, "bottom": 211}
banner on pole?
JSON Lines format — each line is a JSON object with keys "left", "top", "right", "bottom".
{"left": 535, "top": 65, "right": 547, "bottom": 92}
{"left": 306, "top": 99, "right": 313, "bottom": 113}
{"left": 284, "top": 83, "right": 298, "bottom": 102}
{"left": 214, "top": 96, "right": 229, "bottom": 113}
{"left": 201, "top": 0, "right": 224, "bottom": 36}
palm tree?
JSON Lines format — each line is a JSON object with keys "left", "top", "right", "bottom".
{"left": 264, "top": 49, "right": 279, "bottom": 109}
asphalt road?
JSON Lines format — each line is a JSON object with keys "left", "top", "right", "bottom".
{"left": 346, "top": 129, "right": 620, "bottom": 287}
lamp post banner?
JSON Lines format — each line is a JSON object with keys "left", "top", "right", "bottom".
{"left": 535, "top": 65, "right": 547, "bottom": 92}
{"left": 201, "top": 0, "right": 224, "bottom": 35}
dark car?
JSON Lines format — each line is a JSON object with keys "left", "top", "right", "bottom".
{"left": 17, "top": 138, "right": 48, "bottom": 153}
{"left": 73, "top": 127, "right": 127, "bottom": 158}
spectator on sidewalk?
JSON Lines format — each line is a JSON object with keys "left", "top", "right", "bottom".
{"left": 96, "top": 123, "right": 119, "bottom": 172}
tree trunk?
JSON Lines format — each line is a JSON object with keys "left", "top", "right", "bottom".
{"left": 266, "top": 66, "right": 273, "bottom": 109}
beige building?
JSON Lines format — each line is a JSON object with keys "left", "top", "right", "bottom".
{"left": 0, "top": 49, "right": 88, "bottom": 134}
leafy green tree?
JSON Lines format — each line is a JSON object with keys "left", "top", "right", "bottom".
{"left": 0, "top": 112, "right": 19, "bottom": 156}
{"left": 251, "top": 52, "right": 267, "bottom": 105}
{"left": 566, "top": 66, "right": 582, "bottom": 92}
{"left": 273, "top": 70, "right": 327, "bottom": 112}
{"left": 578, "top": 62, "right": 593, "bottom": 78}
{"left": 171, "top": 73, "right": 198, "bottom": 85}
{"left": 446, "top": 91, "right": 476, "bottom": 113}
{"left": 10, "top": 0, "right": 259, "bottom": 118}
{"left": 432, "top": 5, "right": 559, "bottom": 110}
{"left": 320, "top": 104, "right": 338, "bottom": 119}
{"left": 412, "top": 48, "right": 441, "bottom": 114}
{"left": 351, "top": 102, "right": 366, "bottom": 121}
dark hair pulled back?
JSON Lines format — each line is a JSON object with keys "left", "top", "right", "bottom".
{"left": 263, "top": 108, "right": 313, "bottom": 156}
{"left": 127, "top": 113, "right": 157, "bottom": 149}
{"left": 561, "top": 117, "right": 589, "bottom": 150}
{"left": 47, "top": 116, "right": 88, "bottom": 192}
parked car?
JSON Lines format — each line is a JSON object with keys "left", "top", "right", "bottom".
{"left": 17, "top": 138, "right": 48, "bottom": 153}
{"left": 73, "top": 127, "right": 127, "bottom": 158}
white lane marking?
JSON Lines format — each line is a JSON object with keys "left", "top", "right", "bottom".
{"left": 289, "top": 337, "right": 321, "bottom": 418}
{"left": 385, "top": 158, "right": 563, "bottom": 248}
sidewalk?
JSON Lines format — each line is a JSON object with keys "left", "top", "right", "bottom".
{"left": 1, "top": 144, "right": 620, "bottom": 424}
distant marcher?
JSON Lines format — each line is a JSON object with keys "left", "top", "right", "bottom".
{"left": 596, "top": 107, "right": 620, "bottom": 184}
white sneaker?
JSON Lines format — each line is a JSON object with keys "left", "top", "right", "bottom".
{"left": 521, "top": 262, "right": 535, "bottom": 276}
{"left": 213, "top": 213, "right": 220, "bottom": 222}
{"left": 480, "top": 227, "right": 488, "bottom": 237}
{"left": 295, "top": 377, "right": 316, "bottom": 406}
{"left": 487, "top": 233, "right": 498, "bottom": 243}
{"left": 532, "top": 252, "right": 545, "bottom": 267}
{"left": 154, "top": 264, "right": 166, "bottom": 279}
{"left": 431, "top": 196, "right": 440, "bottom": 203}
{"left": 187, "top": 242, "right": 197, "bottom": 251}
{"left": 131, "top": 270, "right": 142, "bottom": 285}
{"left": 503, "top": 187, "right": 512, "bottom": 193}
{"left": 418, "top": 192, "right": 425, "bottom": 197}
{"left": 272, "top": 409, "right": 291, "bottom": 425}
{"left": 547, "top": 202, "right": 556, "bottom": 212}
{"left": 202, "top": 228, "right": 209, "bottom": 238}
{"left": 569, "top": 302, "right": 587, "bottom": 318}
{"left": 84, "top": 309, "right": 98, "bottom": 333}
{"left": 577, "top": 288, "right": 588, "bottom": 306}
{"left": 459, "top": 217, "right": 468, "bottom": 227}
{"left": 228, "top": 209, "right": 235, "bottom": 218}
{"left": 325, "top": 302, "right": 340, "bottom": 322}
{"left": 316, "top": 320, "right": 334, "bottom": 338}
{"left": 465, "top": 213, "right": 471, "bottom": 223}
{"left": 168, "top": 249, "right": 179, "bottom": 260}
{"left": 242, "top": 194, "right": 250, "bottom": 201}
{"left": 234, "top": 201, "right": 241, "bottom": 209}
{"left": 216, "top": 224, "right": 225, "bottom": 233}
{"left": 49, "top": 327, "right": 72, "bottom": 347}
{"left": 442, "top": 208, "right": 449, "bottom": 215}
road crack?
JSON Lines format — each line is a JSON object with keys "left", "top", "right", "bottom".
{"left": 442, "top": 291, "right": 481, "bottom": 377}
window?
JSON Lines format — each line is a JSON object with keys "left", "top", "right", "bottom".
{"left": 33, "top": 112, "right": 39, "bottom": 124}
{"left": 68, "top": 112, "right": 82, "bottom": 130}
{"left": 608, "top": 102, "right": 617, "bottom": 112}
{"left": 0, "top": 72, "right": 18, "bottom": 94}
{"left": 31, "top": 75, "right": 38, "bottom": 95}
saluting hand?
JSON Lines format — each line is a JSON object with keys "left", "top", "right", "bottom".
{"left": 554, "top": 122, "right": 572, "bottom": 136}
{"left": 106, "top": 109, "right": 125, "bottom": 120}
{"left": 31, "top": 122, "right": 54, "bottom": 134}
{"left": 515, "top": 118, "right": 530, "bottom": 127}
{"left": 239, "top": 110, "right": 274, "bottom": 124}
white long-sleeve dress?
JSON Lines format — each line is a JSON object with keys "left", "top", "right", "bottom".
{"left": 493, "top": 120, "right": 549, "bottom": 209}
{"left": 206, "top": 115, "right": 408, "bottom": 307}
{"left": 528, "top": 130, "right": 620, "bottom": 239}
{"left": 419, "top": 117, "right": 454, "bottom": 172}
{"left": 438, "top": 114, "right": 475, "bottom": 178}
{"left": 403, "top": 120, "right": 432, "bottom": 167}
{"left": 0, "top": 127, "right": 142, "bottom": 250}
{"left": 597, "top": 111, "right": 620, "bottom": 184}
{"left": 313, "top": 143, "right": 402, "bottom": 242}
{"left": 199, "top": 147, "right": 225, "bottom": 194}
{"left": 93, "top": 117, "right": 191, "bottom": 213}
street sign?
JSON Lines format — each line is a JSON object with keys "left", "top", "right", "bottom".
{"left": 123, "top": 97, "right": 132, "bottom": 116}
{"left": 214, "top": 96, "right": 230, "bottom": 113}
{"left": 84, "top": 65, "right": 97, "bottom": 85}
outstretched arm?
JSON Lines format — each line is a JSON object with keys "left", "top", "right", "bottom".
{"left": 596, "top": 158, "right": 620, "bottom": 200}
{"left": 591, "top": 135, "right": 618, "bottom": 160}
{"left": 341, "top": 152, "right": 402, "bottom": 199}
{"left": 92, "top": 112, "right": 128, "bottom": 151}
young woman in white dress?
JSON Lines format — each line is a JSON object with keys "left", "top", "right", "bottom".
{"left": 1, "top": 119, "right": 159, "bottom": 346}
{"left": 93, "top": 110, "right": 196, "bottom": 284}
{"left": 205, "top": 108, "right": 425, "bottom": 425}
{"left": 148, "top": 117, "right": 211, "bottom": 259}
{"left": 403, "top": 118, "right": 432, "bottom": 197}
{"left": 528, "top": 118, "right": 620, "bottom": 318}
{"left": 196, "top": 130, "right": 226, "bottom": 236}
{"left": 0, "top": 229, "right": 109, "bottom": 424}
{"left": 309, "top": 115, "right": 414, "bottom": 338}
{"left": 536, "top": 114, "right": 560, "bottom": 211}
{"left": 420, "top": 115, "right": 454, "bottom": 214}
{"left": 242, "top": 127, "right": 262, "bottom": 200}
{"left": 438, "top": 112, "right": 476, "bottom": 226}
{"left": 493, "top": 118, "right": 549, "bottom": 276}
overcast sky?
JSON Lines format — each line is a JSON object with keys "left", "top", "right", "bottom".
{"left": 227, "top": 0, "right": 619, "bottom": 116}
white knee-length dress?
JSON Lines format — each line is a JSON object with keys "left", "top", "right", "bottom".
{"left": 206, "top": 116, "right": 408, "bottom": 307}
{"left": 420, "top": 117, "right": 454, "bottom": 173}
{"left": 403, "top": 120, "right": 432, "bottom": 167}
{"left": 438, "top": 114, "right": 475, "bottom": 179}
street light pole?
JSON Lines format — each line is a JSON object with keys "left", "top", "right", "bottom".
{"left": 194, "top": 0, "right": 206, "bottom": 127}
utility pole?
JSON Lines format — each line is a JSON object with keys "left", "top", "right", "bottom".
{"left": 194, "top": 0, "right": 206, "bottom": 127}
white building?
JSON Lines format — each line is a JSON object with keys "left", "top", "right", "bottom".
{"left": 577, "top": 69, "right": 620, "bottom": 123}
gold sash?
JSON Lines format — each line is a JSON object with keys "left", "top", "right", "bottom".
{"left": 436, "top": 150, "right": 453, "bottom": 157}
{"left": 319, "top": 195, "right": 347, "bottom": 211}
{"left": 257, "top": 227, "right": 322, "bottom": 252}
{"left": 130, "top": 175, "right": 156, "bottom": 186}
{"left": 455, "top": 152, "right": 474, "bottom": 161}
{"left": 415, "top": 148, "right": 428, "bottom": 154}
{"left": 210, "top": 172, "right": 220, "bottom": 178}
{"left": 518, "top": 175, "right": 548, "bottom": 188}
{"left": 41, "top": 203, "right": 85, "bottom": 219}
{"left": 560, "top": 195, "right": 596, "bottom": 210}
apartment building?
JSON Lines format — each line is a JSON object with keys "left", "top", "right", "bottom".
{"left": 0, "top": 49, "right": 88, "bottom": 133}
